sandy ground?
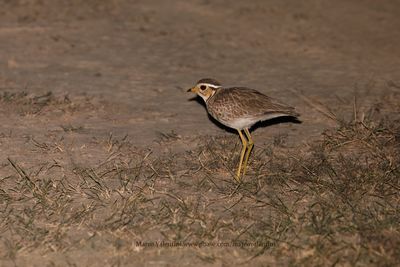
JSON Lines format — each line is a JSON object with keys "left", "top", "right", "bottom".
{"left": 0, "top": 0, "right": 399, "bottom": 266}
{"left": 1, "top": 0, "right": 398, "bottom": 150}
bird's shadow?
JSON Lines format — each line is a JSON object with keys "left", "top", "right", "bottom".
{"left": 188, "top": 96, "right": 302, "bottom": 133}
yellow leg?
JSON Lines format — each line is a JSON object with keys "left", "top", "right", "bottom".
{"left": 241, "top": 128, "right": 254, "bottom": 176}
{"left": 236, "top": 130, "right": 247, "bottom": 182}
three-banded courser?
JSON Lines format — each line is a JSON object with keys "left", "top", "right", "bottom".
{"left": 188, "top": 78, "right": 299, "bottom": 181}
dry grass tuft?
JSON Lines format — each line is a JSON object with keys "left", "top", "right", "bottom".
{"left": 0, "top": 90, "right": 98, "bottom": 115}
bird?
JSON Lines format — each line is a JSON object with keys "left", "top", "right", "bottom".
{"left": 187, "top": 78, "right": 299, "bottom": 182}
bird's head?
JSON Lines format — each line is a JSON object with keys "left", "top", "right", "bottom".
{"left": 187, "top": 78, "right": 222, "bottom": 102}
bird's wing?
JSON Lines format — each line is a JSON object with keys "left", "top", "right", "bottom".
{"left": 222, "top": 87, "right": 299, "bottom": 117}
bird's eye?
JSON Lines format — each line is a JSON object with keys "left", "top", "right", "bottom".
{"left": 200, "top": 85, "right": 207, "bottom": 90}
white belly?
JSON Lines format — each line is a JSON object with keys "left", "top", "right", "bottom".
{"left": 222, "top": 117, "right": 256, "bottom": 129}
{"left": 215, "top": 113, "right": 289, "bottom": 130}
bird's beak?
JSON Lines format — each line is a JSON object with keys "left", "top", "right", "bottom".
{"left": 187, "top": 87, "right": 196, "bottom": 93}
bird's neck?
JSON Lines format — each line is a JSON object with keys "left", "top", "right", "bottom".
{"left": 205, "top": 88, "right": 220, "bottom": 103}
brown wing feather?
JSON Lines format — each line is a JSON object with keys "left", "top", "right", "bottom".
{"left": 208, "top": 87, "right": 299, "bottom": 120}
